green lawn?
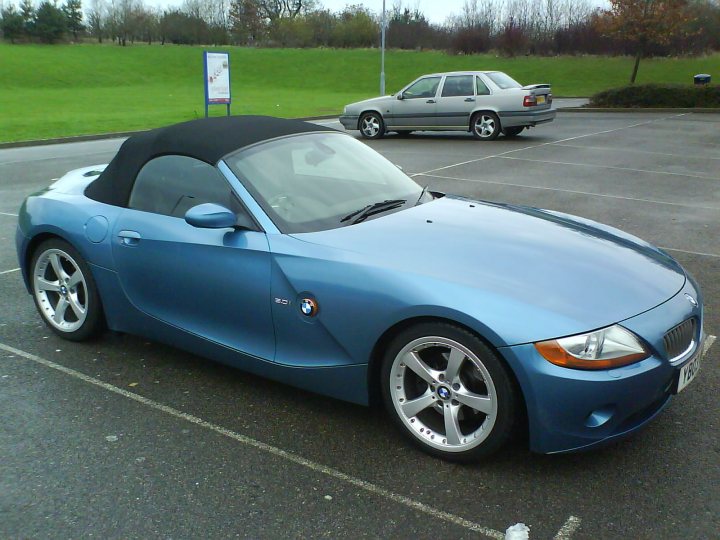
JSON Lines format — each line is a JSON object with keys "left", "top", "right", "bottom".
{"left": 1, "top": 44, "right": 718, "bottom": 143}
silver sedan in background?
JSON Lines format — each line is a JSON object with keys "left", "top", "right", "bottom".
{"left": 340, "top": 71, "right": 556, "bottom": 140}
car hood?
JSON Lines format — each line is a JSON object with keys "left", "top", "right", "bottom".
{"left": 346, "top": 96, "right": 392, "bottom": 111}
{"left": 291, "top": 196, "right": 686, "bottom": 342}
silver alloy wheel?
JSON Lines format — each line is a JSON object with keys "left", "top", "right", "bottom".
{"left": 389, "top": 336, "right": 498, "bottom": 452}
{"left": 33, "top": 248, "right": 88, "bottom": 333}
{"left": 361, "top": 115, "right": 381, "bottom": 138}
{"left": 474, "top": 114, "right": 496, "bottom": 138}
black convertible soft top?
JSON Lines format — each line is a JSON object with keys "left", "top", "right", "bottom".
{"left": 85, "top": 115, "right": 332, "bottom": 207}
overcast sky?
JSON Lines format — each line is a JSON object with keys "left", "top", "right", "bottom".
{"left": 314, "top": 1, "right": 474, "bottom": 23}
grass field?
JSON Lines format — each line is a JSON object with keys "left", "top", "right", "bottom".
{"left": 1, "top": 44, "right": 718, "bottom": 143}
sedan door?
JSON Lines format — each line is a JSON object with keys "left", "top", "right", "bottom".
{"left": 111, "top": 155, "right": 275, "bottom": 360}
{"left": 435, "top": 75, "right": 476, "bottom": 129}
{"left": 388, "top": 76, "right": 441, "bottom": 129}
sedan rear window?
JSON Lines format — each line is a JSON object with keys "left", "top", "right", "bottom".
{"left": 441, "top": 75, "right": 474, "bottom": 97}
{"left": 486, "top": 72, "right": 522, "bottom": 90}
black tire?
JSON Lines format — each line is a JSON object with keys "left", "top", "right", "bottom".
{"left": 503, "top": 126, "right": 525, "bottom": 138}
{"left": 470, "top": 111, "right": 501, "bottom": 141}
{"left": 30, "top": 238, "right": 103, "bottom": 341}
{"left": 358, "top": 112, "right": 385, "bottom": 140}
{"left": 380, "top": 322, "right": 518, "bottom": 462}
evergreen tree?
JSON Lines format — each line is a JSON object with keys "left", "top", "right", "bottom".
{"left": 34, "top": 0, "right": 66, "bottom": 42}
{"left": 19, "top": 0, "right": 35, "bottom": 35}
{"left": 62, "top": 0, "right": 83, "bottom": 39}
{"left": 1, "top": 5, "right": 26, "bottom": 42}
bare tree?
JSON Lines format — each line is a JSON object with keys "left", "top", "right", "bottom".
{"left": 86, "top": 0, "right": 105, "bottom": 41}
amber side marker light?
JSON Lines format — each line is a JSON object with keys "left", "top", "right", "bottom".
{"left": 535, "top": 341, "right": 646, "bottom": 370}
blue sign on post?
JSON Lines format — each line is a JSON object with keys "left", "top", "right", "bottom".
{"left": 203, "top": 51, "right": 231, "bottom": 117}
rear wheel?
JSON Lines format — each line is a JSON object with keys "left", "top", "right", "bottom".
{"left": 359, "top": 112, "right": 385, "bottom": 140}
{"left": 471, "top": 112, "right": 501, "bottom": 141}
{"left": 30, "top": 238, "right": 103, "bottom": 341}
{"left": 381, "top": 322, "right": 518, "bottom": 462}
{"left": 503, "top": 127, "right": 525, "bottom": 137}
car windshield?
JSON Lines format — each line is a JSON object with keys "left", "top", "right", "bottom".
{"left": 486, "top": 72, "right": 522, "bottom": 89}
{"left": 225, "top": 132, "right": 423, "bottom": 233}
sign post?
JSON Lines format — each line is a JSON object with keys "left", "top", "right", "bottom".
{"left": 203, "top": 51, "right": 231, "bottom": 117}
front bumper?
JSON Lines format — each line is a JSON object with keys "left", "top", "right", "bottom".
{"left": 499, "top": 108, "right": 556, "bottom": 128}
{"left": 339, "top": 115, "right": 359, "bottom": 130}
{"left": 501, "top": 276, "right": 704, "bottom": 454}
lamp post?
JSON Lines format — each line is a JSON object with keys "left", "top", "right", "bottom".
{"left": 380, "top": 0, "right": 386, "bottom": 95}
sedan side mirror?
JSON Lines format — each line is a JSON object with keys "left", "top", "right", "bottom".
{"left": 185, "top": 203, "right": 237, "bottom": 229}
{"left": 397, "top": 93, "right": 404, "bottom": 100}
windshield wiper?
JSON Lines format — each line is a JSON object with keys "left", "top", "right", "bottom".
{"left": 340, "top": 199, "right": 407, "bottom": 224}
{"left": 415, "top": 185, "right": 430, "bottom": 206}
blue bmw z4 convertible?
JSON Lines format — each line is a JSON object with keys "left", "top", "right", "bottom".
{"left": 16, "top": 116, "right": 707, "bottom": 461}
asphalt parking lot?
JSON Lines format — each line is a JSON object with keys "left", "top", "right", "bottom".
{"left": 1, "top": 111, "right": 718, "bottom": 539}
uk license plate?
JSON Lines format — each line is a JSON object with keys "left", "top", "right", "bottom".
{"left": 676, "top": 353, "right": 701, "bottom": 393}
{"left": 537, "top": 95, "right": 546, "bottom": 104}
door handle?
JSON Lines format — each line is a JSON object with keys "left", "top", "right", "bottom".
{"left": 118, "top": 230, "right": 141, "bottom": 246}
{"left": 426, "top": 99, "right": 436, "bottom": 104}
{"left": 465, "top": 97, "right": 476, "bottom": 102}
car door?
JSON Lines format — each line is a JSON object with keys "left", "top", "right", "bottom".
{"left": 435, "top": 74, "right": 476, "bottom": 129}
{"left": 389, "top": 76, "right": 441, "bottom": 129}
{"left": 111, "top": 154, "right": 274, "bottom": 360}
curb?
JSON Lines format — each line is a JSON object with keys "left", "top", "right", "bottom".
{"left": 0, "top": 115, "right": 339, "bottom": 150}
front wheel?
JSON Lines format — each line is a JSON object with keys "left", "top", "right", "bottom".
{"left": 471, "top": 112, "right": 501, "bottom": 141}
{"left": 381, "top": 323, "right": 518, "bottom": 462}
{"left": 30, "top": 238, "right": 103, "bottom": 341}
{"left": 359, "top": 112, "right": 385, "bottom": 139}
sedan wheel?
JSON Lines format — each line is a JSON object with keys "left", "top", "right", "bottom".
{"left": 471, "top": 112, "right": 501, "bottom": 141}
{"left": 359, "top": 112, "right": 385, "bottom": 140}
{"left": 31, "top": 239, "right": 103, "bottom": 341}
{"left": 381, "top": 323, "right": 517, "bottom": 461}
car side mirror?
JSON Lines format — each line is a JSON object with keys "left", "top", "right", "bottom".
{"left": 185, "top": 203, "right": 238, "bottom": 229}
{"left": 397, "top": 93, "right": 404, "bottom": 100}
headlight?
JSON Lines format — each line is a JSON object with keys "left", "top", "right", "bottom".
{"left": 535, "top": 325, "right": 649, "bottom": 370}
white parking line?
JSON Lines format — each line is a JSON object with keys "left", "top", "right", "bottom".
{"left": 0, "top": 342, "right": 583, "bottom": 540}
{"left": 411, "top": 113, "right": 688, "bottom": 178}
{"left": 704, "top": 335, "right": 717, "bottom": 356}
{"left": 0, "top": 268, "right": 20, "bottom": 275}
{"left": 554, "top": 516, "right": 582, "bottom": 540}
{"left": 660, "top": 247, "right": 720, "bottom": 259}
{"left": 417, "top": 172, "right": 720, "bottom": 212}
{"left": 496, "top": 155, "right": 718, "bottom": 181}
{"left": 552, "top": 143, "right": 720, "bottom": 162}
{"left": 313, "top": 120, "right": 343, "bottom": 126}
{"left": 0, "top": 211, "right": 18, "bottom": 217}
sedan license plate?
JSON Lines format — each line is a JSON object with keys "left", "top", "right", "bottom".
{"left": 676, "top": 352, "right": 701, "bottom": 393}
{"left": 537, "top": 95, "right": 546, "bottom": 104}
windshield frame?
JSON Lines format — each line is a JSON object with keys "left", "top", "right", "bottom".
{"left": 223, "top": 131, "right": 423, "bottom": 234}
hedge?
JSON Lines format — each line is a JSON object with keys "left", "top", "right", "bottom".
{"left": 589, "top": 83, "right": 720, "bottom": 108}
